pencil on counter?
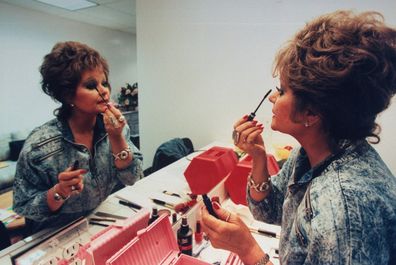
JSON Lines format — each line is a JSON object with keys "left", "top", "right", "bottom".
{"left": 150, "top": 198, "right": 175, "bottom": 210}
{"left": 248, "top": 226, "right": 279, "bottom": 238}
{"left": 162, "top": 190, "right": 181, "bottom": 198}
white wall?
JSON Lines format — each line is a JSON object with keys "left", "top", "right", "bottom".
{"left": 137, "top": 0, "right": 396, "bottom": 175}
{"left": 0, "top": 2, "right": 137, "bottom": 135}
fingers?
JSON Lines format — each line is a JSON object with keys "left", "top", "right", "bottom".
{"left": 58, "top": 169, "right": 86, "bottom": 181}
{"left": 57, "top": 168, "right": 86, "bottom": 196}
{"left": 103, "top": 103, "right": 126, "bottom": 131}
{"left": 211, "top": 201, "right": 234, "bottom": 223}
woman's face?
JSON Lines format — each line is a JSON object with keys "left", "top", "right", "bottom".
{"left": 72, "top": 68, "right": 110, "bottom": 116}
{"left": 269, "top": 82, "right": 305, "bottom": 137}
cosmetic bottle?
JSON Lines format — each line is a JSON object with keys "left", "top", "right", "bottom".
{"left": 172, "top": 212, "right": 178, "bottom": 225}
{"left": 194, "top": 220, "right": 203, "bottom": 244}
{"left": 177, "top": 216, "right": 193, "bottom": 256}
{"left": 148, "top": 206, "right": 159, "bottom": 225}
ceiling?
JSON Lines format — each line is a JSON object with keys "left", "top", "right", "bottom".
{"left": 0, "top": 0, "right": 136, "bottom": 34}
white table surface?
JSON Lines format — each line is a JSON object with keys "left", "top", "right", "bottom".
{"left": 1, "top": 141, "right": 280, "bottom": 265}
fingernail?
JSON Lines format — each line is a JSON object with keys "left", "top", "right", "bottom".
{"left": 243, "top": 115, "right": 248, "bottom": 119}
{"left": 80, "top": 169, "right": 88, "bottom": 174}
{"left": 211, "top": 196, "right": 220, "bottom": 204}
{"left": 212, "top": 201, "right": 220, "bottom": 210}
{"left": 252, "top": 120, "right": 258, "bottom": 124}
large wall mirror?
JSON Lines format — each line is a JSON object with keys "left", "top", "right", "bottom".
{"left": 0, "top": 0, "right": 138, "bottom": 252}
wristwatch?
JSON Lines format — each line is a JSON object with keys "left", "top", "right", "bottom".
{"left": 53, "top": 186, "right": 70, "bottom": 202}
{"left": 112, "top": 147, "right": 131, "bottom": 161}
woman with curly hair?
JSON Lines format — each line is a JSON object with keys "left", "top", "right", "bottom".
{"left": 13, "top": 41, "right": 144, "bottom": 235}
{"left": 202, "top": 10, "right": 396, "bottom": 265}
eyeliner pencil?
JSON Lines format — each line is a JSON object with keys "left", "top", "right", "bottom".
{"left": 119, "top": 199, "right": 142, "bottom": 210}
{"left": 151, "top": 198, "right": 175, "bottom": 210}
{"left": 248, "top": 226, "right": 278, "bottom": 238}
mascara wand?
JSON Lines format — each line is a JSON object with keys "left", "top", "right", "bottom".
{"left": 247, "top": 89, "right": 272, "bottom": 121}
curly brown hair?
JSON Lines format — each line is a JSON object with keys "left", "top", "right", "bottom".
{"left": 40, "top": 41, "right": 109, "bottom": 120}
{"left": 273, "top": 10, "right": 396, "bottom": 147}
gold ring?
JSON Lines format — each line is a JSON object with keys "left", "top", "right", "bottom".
{"left": 109, "top": 116, "right": 116, "bottom": 125}
{"left": 118, "top": 115, "right": 125, "bottom": 122}
{"left": 225, "top": 212, "right": 231, "bottom": 222}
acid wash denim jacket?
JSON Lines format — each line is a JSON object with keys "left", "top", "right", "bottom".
{"left": 247, "top": 140, "right": 396, "bottom": 265}
{"left": 13, "top": 116, "right": 144, "bottom": 234}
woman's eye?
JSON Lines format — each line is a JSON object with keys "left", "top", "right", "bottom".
{"left": 276, "top": 86, "right": 284, "bottom": 95}
{"left": 102, "top": 81, "right": 110, "bottom": 87}
{"left": 85, "top": 82, "right": 97, "bottom": 90}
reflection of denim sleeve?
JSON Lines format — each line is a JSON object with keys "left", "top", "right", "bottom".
{"left": 13, "top": 134, "right": 61, "bottom": 222}
{"left": 114, "top": 124, "right": 144, "bottom": 185}
{"left": 246, "top": 148, "right": 298, "bottom": 225}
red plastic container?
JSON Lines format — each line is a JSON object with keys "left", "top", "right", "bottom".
{"left": 225, "top": 154, "right": 280, "bottom": 205}
{"left": 184, "top": 146, "right": 238, "bottom": 194}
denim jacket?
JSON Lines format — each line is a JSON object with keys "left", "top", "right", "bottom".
{"left": 247, "top": 141, "right": 396, "bottom": 265}
{"left": 13, "top": 116, "right": 144, "bottom": 233}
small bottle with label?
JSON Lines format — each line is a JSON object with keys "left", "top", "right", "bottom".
{"left": 148, "top": 206, "right": 159, "bottom": 225}
{"left": 177, "top": 215, "right": 193, "bottom": 256}
{"left": 194, "top": 220, "right": 203, "bottom": 244}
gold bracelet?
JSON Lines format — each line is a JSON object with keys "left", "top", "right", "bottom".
{"left": 247, "top": 174, "right": 270, "bottom": 193}
{"left": 112, "top": 147, "right": 131, "bottom": 161}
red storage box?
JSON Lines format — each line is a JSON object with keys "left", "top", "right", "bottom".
{"left": 225, "top": 154, "right": 280, "bottom": 205}
{"left": 106, "top": 214, "right": 210, "bottom": 265}
{"left": 184, "top": 146, "right": 238, "bottom": 194}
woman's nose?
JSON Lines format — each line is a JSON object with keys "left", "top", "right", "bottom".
{"left": 98, "top": 85, "right": 110, "bottom": 96}
{"left": 269, "top": 91, "right": 277, "bottom": 103}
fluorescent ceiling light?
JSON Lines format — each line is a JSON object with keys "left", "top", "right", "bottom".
{"left": 35, "top": 0, "right": 98, "bottom": 11}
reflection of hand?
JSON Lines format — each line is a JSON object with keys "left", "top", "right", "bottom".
{"left": 102, "top": 102, "right": 126, "bottom": 137}
{"left": 233, "top": 115, "right": 266, "bottom": 158}
{"left": 56, "top": 166, "right": 86, "bottom": 198}
{"left": 200, "top": 201, "right": 265, "bottom": 264}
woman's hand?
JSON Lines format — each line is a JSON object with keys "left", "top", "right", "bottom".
{"left": 233, "top": 115, "right": 266, "bottom": 158}
{"left": 200, "top": 201, "right": 266, "bottom": 264}
{"left": 102, "top": 102, "right": 127, "bottom": 137}
{"left": 56, "top": 165, "right": 86, "bottom": 198}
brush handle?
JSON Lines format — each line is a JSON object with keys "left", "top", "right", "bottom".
{"left": 202, "top": 194, "right": 218, "bottom": 218}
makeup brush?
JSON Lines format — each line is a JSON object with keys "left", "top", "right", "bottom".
{"left": 247, "top": 89, "right": 272, "bottom": 121}
{"left": 94, "top": 87, "right": 108, "bottom": 104}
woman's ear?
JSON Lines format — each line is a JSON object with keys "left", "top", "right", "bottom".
{"left": 304, "top": 109, "right": 321, "bottom": 127}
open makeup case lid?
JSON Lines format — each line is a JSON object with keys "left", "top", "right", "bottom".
{"left": 84, "top": 209, "right": 151, "bottom": 265}
{"left": 106, "top": 213, "right": 210, "bottom": 265}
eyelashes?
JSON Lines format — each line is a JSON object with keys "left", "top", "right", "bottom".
{"left": 85, "top": 81, "right": 110, "bottom": 90}
{"left": 275, "top": 86, "right": 284, "bottom": 95}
